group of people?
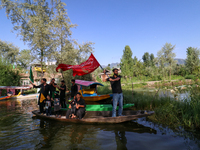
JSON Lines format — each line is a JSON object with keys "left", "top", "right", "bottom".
{"left": 30, "top": 78, "right": 86, "bottom": 119}
{"left": 31, "top": 68, "right": 123, "bottom": 119}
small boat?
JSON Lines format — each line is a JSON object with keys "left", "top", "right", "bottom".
{"left": 75, "top": 80, "right": 113, "bottom": 102}
{"left": 34, "top": 67, "right": 46, "bottom": 72}
{"left": 62, "top": 103, "right": 135, "bottom": 111}
{"left": 32, "top": 110, "right": 154, "bottom": 124}
{"left": 0, "top": 96, "right": 11, "bottom": 101}
{"left": 0, "top": 86, "right": 38, "bottom": 100}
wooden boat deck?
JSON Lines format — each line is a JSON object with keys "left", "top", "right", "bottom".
{"left": 32, "top": 110, "right": 154, "bottom": 124}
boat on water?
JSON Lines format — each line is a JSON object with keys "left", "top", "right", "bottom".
{"left": 0, "top": 86, "right": 39, "bottom": 100}
{"left": 75, "top": 80, "right": 113, "bottom": 102}
{"left": 32, "top": 110, "right": 154, "bottom": 124}
{"left": 62, "top": 103, "right": 134, "bottom": 111}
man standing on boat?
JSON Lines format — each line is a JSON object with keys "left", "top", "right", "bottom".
{"left": 106, "top": 68, "right": 123, "bottom": 117}
{"left": 49, "top": 78, "right": 57, "bottom": 98}
{"left": 30, "top": 78, "right": 51, "bottom": 114}
{"left": 58, "top": 80, "right": 67, "bottom": 108}
{"left": 71, "top": 79, "right": 78, "bottom": 99}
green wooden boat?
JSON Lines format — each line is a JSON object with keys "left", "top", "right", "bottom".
{"left": 60, "top": 103, "right": 134, "bottom": 111}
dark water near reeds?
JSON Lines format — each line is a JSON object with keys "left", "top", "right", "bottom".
{"left": 0, "top": 99, "right": 200, "bottom": 150}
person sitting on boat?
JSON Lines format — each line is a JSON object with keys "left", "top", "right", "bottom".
{"left": 69, "top": 98, "right": 77, "bottom": 118}
{"left": 44, "top": 95, "right": 51, "bottom": 116}
{"left": 70, "top": 79, "right": 78, "bottom": 99}
{"left": 66, "top": 92, "right": 86, "bottom": 119}
{"left": 30, "top": 78, "right": 51, "bottom": 114}
{"left": 7, "top": 90, "right": 13, "bottom": 96}
{"left": 106, "top": 68, "right": 123, "bottom": 117}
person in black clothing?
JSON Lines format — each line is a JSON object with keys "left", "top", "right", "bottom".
{"left": 57, "top": 80, "right": 66, "bottom": 108}
{"left": 71, "top": 79, "right": 78, "bottom": 99}
{"left": 30, "top": 78, "right": 51, "bottom": 114}
{"left": 44, "top": 95, "right": 52, "bottom": 116}
{"left": 66, "top": 92, "right": 86, "bottom": 119}
{"left": 49, "top": 78, "right": 57, "bottom": 98}
{"left": 106, "top": 68, "right": 123, "bottom": 117}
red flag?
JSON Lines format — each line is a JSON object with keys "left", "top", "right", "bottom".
{"left": 56, "top": 53, "right": 100, "bottom": 76}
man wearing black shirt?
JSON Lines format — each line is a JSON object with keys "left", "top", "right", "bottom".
{"left": 66, "top": 92, "right": 86, "bottom": 119}
{"left": 71, "top": 79, "right": 78, "bottom": 99}
{"left": 58, "top": 80, "right": 66, "bottom": 108}
{"left": 49, "top": 78, "right": 57, "bottom": 98}
{"left": 106, "top": 68, "right": 123, "bottom": 117}
{"left": 30, "top": 78, "right": 51, "bottom": 114}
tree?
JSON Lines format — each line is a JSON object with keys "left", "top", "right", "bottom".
{"left": 1, "top": 0, "right": 54, "bottom": 76}
{"left": 156, "top": 42, "right": 176, "bottom": 80}
{"left": 50, "top": 0, "right": 76, "bottom": 79}
{"left": 0, "top": 57, "right": 21, "bottom": 86}
{"left": 150, "top": 53, "right": 155, "bottom": 67}
{"left": 185, "top": 47, "right": 200, "bottom": 74}
{"left": 0, "top": 40, "right": 19, "bottom": 64}
{"left": 120, "top": 45, "right": 134, "bottom": 78}
{"left": 142, "top": 52, "right": 150, "bottom": 67}
{"left": 17, "top": 49, "right": 35, "bottom": 68}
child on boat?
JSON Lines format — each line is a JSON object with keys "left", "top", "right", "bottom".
{"left": 69, "top": 98, "right": 77, "bottom": 118}
{"left": 44, "top": 95, "right": 51, "bottom": 116}
{"left": 54, "top": 92, "right": 61, "bottom": 118}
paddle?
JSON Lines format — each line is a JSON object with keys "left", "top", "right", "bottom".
{"left": 100, "top": 65, "right": 110, "bottom": 79}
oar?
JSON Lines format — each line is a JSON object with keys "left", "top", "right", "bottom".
{"left": 100, "top": 65, "right": 110, "bottom": 78}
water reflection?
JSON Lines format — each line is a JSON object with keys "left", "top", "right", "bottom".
{"left": 0, "top": 99, "right": 200, "bottom": 150}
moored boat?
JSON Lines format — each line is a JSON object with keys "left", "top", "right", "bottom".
{"left": 32, "top": 110, "right": 154, "bottom": 124}
{"left": 0, "top": 86, "right": 38, "bottom": 100}
{"left": 75, "top": 80, "right": 113, "bottom": 102}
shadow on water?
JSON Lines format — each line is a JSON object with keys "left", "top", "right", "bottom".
{"left": 0, "top": 99, "right": 200, "bottom": 150}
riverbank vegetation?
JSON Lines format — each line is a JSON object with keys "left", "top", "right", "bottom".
{"left": 98, "top": 83, "right": 200, "bottom": 130}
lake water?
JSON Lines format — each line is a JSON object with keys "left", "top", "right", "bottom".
{"left": 0, "top": 99, "right": 200, "bottom": 150}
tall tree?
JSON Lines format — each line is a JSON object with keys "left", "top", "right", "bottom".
{"left": 50, "top": 0, "right": 76, "bottom": 79}
{"left": 17, "top": 49, "right": 35, "bottom": 68}
{"left": 142, "top": 52, "right": 150, "bottom": 67}
{"left": 120, "top": 45, "right": 134, "bottom": 78}
{"left": 150, "top": 53, "right": 155, "bottom": 67}
{"left": 156, "top": 42, "right": 176, "bottom": 80}
{"left": 1, "top": 0, "right": 54, "bottom": 76}
{"left": 0, "top": 57, "right": 21, "bottom": 86}
{"left": 185, "top": 47, "right": 200, "bottom": 74}
{"left": 0, "top": 40, "right": 19, "bottom": 64}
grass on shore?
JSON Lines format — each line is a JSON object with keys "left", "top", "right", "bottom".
{"left": 97, "top": 85, "right": 200, "bottom": 129}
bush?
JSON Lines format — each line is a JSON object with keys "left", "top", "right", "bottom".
{"left": 185, "top": 75, "right": 196, "bottom": 80}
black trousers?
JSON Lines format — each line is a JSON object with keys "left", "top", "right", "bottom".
{"left": 60, "top": 96, "right": 66, "bottom": 108}
{"left": 39, "top": 103, "right": 44, "bottom": 113}
{"left": 66, "top": 108, "right": 85, "bottom": 119}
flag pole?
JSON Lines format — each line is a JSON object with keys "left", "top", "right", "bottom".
{"left": 100, "top": 65, "right": 110, "bottom": 78}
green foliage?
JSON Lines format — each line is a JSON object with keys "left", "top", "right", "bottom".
{"left": 142, "top": 52, "right": 150, "bottom": 67}
{"left": 0, "top": 40, "right": 19, "bottom": 64}
{"left": 120, "top": 45, "right": 134, "bottom": 78}
{"left": 23, "top": 89, "right": 37, "bottom": 94}
{"left": 0, "top": 57, "right": 21, "bottom": 86}
{"left": 17, "top": 49, "right": 35, "bottom": 68}
{"left": 185, "top": 47, "right": 200, "bottom": 74}
{"left": 185, "top": 75, "right": 196, "bottom": 80}
{"left": 156, "top": 42, "right": 177, "bottom": 80}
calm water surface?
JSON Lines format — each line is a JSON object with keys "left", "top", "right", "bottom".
{"left": 0, "top": 99, "right": 200, "bottom": 150}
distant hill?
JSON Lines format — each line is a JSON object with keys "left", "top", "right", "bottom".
{"left": 102, "top": 62, "right": 119, "bottom": 69}
{"left": 174, "top": 59, "right": 185, "bottom": 65}
{"left": 103, "top": 59, "right": 185, "bottom": 68}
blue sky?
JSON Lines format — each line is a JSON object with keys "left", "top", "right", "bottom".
{"left": 0, "top": 0, "right": 200, "bottom": 65}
